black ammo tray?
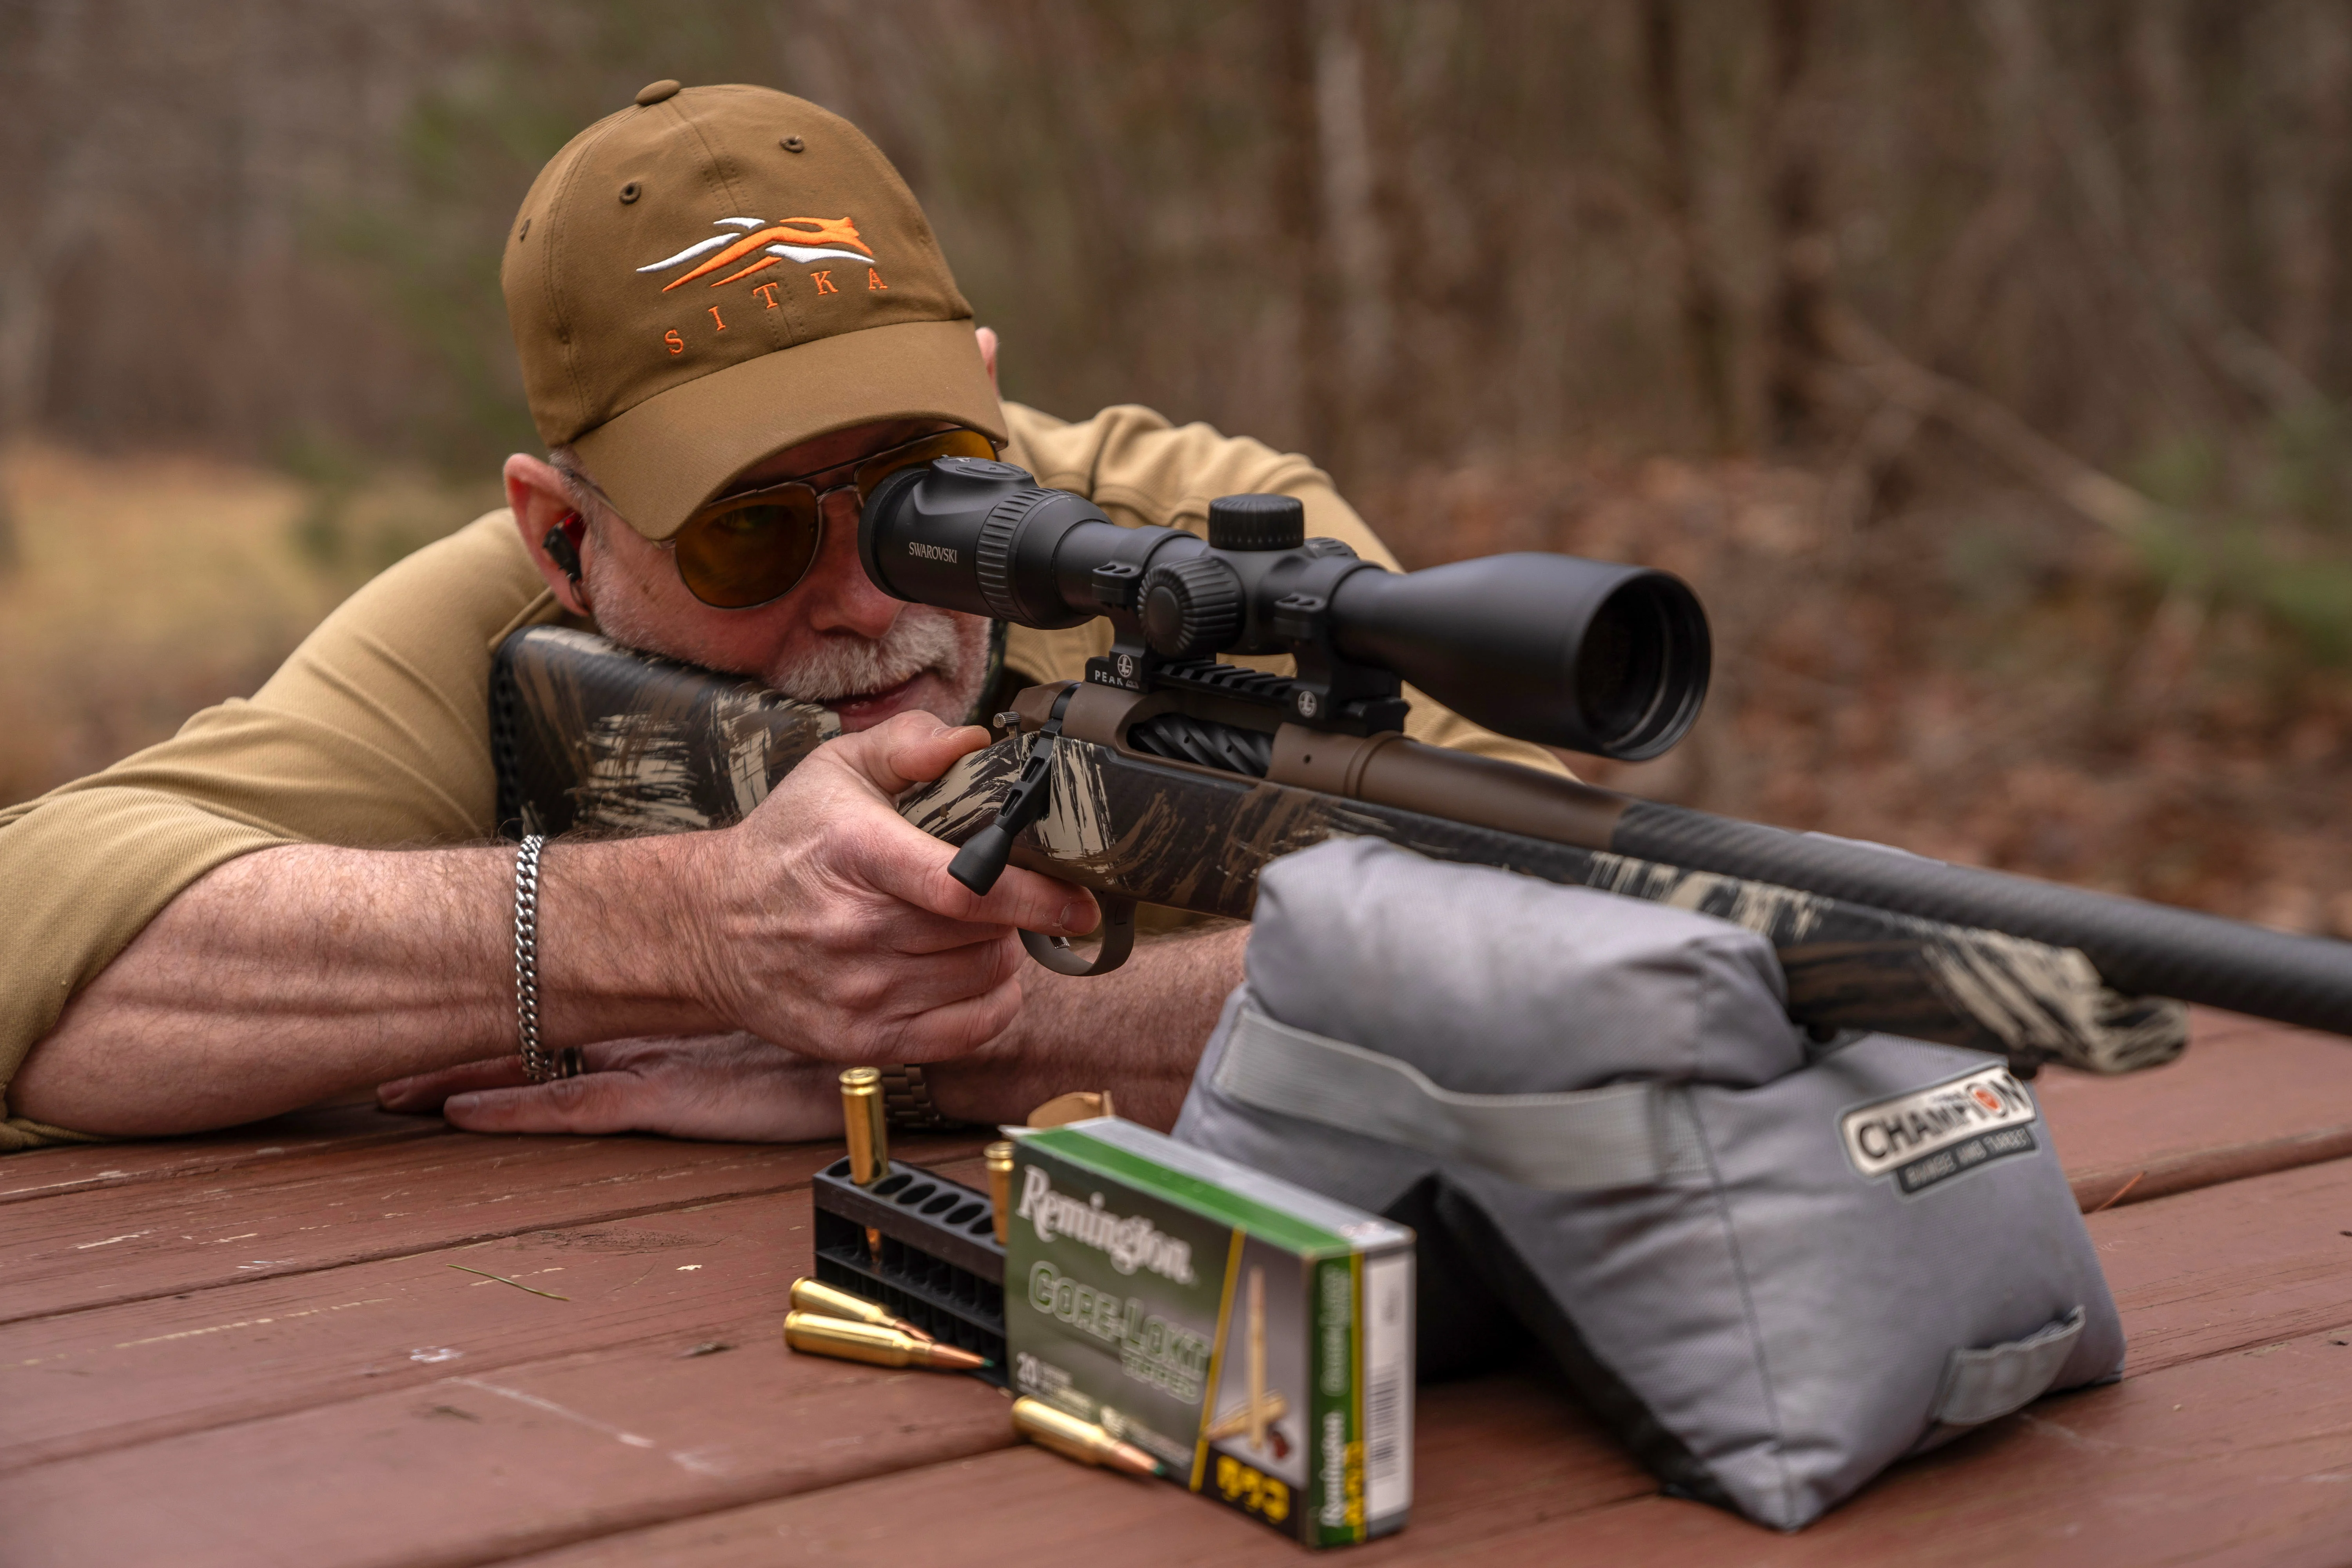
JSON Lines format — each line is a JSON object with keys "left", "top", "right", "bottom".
{"left": 811, "top": 1158, "right": 1008, "bottom": 1385}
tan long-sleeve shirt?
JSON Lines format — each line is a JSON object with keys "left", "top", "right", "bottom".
{"left": 0, "top": 403, "right": 1559, "bottom": 1149}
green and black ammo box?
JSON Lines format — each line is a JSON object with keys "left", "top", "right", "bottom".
{"left": 1004, "top": 1118, "right": 1414, "bottom": 1547}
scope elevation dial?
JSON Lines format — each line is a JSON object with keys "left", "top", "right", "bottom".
{"left": 1207, "top": 494, "right": 1306, "bottom": 552}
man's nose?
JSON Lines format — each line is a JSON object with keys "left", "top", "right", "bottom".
{"left": 793, "top": 486, "right": 902, "bottom": 639}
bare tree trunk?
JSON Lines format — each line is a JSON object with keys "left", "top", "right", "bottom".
{"left": 0, "top": 0, "right": 93, "bottom": 577}
{"left": 1763, "top": 0, "right": 1832, "bottom": 452}
{"left": 2123, "top": 0, "right": 2228, "bottom": 404}
{"left": 1641, "top": 0, "right": 1737, "bottom": 452}
{"left": 0, "top": 0, "right": 90, "bottom": 448}
{"left": 2252, "top": 0, "right": 2352, "bottom": 390}
{"left": 2053, "top": 0, "right": 2312, "bottom": 421}
{"left": 1278, "top": 0, "right": 1341, "bottom": 471}
{"left": 1310, "top": 0, "right": 1396, "bottom": 479}
{"left": 1916, "top": 3, "right": 2047, "bottom": 359}
{"left": 0, "top": 250, "right": 50, "bottom": 453}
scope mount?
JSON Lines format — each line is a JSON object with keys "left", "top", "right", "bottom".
{"left": 1080, "top": 524, "right": 1410, "bottom": 737}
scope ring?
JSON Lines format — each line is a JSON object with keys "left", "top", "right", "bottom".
{"left": 974, "top": 487, "right": 1056, "bottom": 624}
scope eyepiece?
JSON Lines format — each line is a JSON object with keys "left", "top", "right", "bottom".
{"left": 859, "top": 464, "right": 1711, "bottom": 759}
{"left": 858, "top": 456, "right": 1109, "bottom": 630}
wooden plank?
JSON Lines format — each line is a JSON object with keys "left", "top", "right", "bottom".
{"left": 0, "top": 1003, "right": 2295, "bottom": 1218}
{"left": 505, "top": 1371, "right": 1648, "bottom": 1568}
{"left": 0, "top": 1151, "right": 995, "bottom": 1471}
{"left": 26, "top": 1105, "right": 2324, "bottom": 1489}
{"left": 2090, "top": 1156, "right": 2352, "bottom": 1375}
{"left": 4, "top": 1011, "right": 2339, "bottom": 1567}
{"left": 2036, "top": 1010, "right": 2352, "bottom": 1210}
{"left": 0, "top": 1187, "right": 807, "bottom": 1470}
{"left": 0, "top": 1129, "right": 986, "bottom": 1324}
{"left": 0, "top": 1101, "right": 447, "bottom": 1207}
{"left": 0, "top": 1311, "right": 1020, "bottom": 1568}
{"left": 2182, "top": 1009, "right": 2290, "bottom": 1049}
{"left": 1428, "top": 1325, "right": 2352, "bottom": 1567}
{"left": 0, "top": 1355, "right": 1641, "bottom": 1568}
{"left": 492, "top": 1324, "right": 2352, "bottom": 1568}
{"left": 494, "top": 1159, "right": 2352, "bottom": 1568}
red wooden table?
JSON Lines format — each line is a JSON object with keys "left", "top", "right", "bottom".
{"left": 4, "top": 1009, "right": 2350, "bottom": 1566}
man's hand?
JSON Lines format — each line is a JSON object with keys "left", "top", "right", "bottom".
{"left": 671, "top": 711, "right": 1098, "bottom": 1065}
{"left": 377, "top": 923, "right": 1254, "bottom": 1143}
{"left": 377, "top": 1034, "right": 846, "bottom": 1141}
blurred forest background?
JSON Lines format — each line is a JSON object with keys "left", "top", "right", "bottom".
{"left": 1, "top": 0, "right": 2349, "bottom": 932}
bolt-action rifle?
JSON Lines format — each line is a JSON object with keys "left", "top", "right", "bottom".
{"left": 492, "top": 459, "right": 2352, "bottom": 1077}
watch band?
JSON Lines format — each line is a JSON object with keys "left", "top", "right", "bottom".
{"left": 879, "top": 1064, "right": 962, "bottom": 1130}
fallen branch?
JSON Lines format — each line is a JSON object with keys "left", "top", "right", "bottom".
{"left": 1817, "top": 300, "right": 2171, "bottom": 542}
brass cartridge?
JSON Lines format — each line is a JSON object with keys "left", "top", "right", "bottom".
{"left": 1201, "top": 1389, "right": 1290, "bottom": 1442}
{"left": 839, "top": 1067, "right": 887, "bottom": 1185}
{"left": 1010, "top": 1396, "right": 1167, "bottom": 1479}
{"left": 1247, "top": 1266, "right": 1268, "bottom": 1452}
{"left": 984, "top": 1140, "right": 1016, "bottom": 1245}
{"left": 788, "top": 1276, "right": 934, "bottom": 1343}
{"left": 782, "top": 1311, "right": 986, "bottom": 1372}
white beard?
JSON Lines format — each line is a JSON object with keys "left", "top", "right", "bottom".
{"left": 579, "top": 512, "right": 994, "bottom": 725}
{"left": 767, "top": 605, "right": 989, "bottom": 717}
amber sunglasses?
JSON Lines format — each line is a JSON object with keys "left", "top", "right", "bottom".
{"left": 670, "top": 426, "right": 999, "bottom": 608}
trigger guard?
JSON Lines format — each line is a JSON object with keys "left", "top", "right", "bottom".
{"left": 1018, "top": 896, "right": 1138, "bottom": 976}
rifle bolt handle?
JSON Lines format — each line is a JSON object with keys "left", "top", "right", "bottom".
{"left": 949, "top": 824, "right": 1015, "bottom": 896}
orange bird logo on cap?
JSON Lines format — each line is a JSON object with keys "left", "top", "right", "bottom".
{"left": 637, "top": 216, "right": 875, "bottom": 291}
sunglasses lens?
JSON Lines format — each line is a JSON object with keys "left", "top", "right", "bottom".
{"left": 672, "top": 431, "right": 995, "bottom": 609}
{"left": 855, "top": 428, "right": 1000, "bottom": 501}
{"left": 674, "top": 493, "right": 821, "bottom": 608}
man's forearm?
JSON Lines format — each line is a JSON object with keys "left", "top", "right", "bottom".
{"left": 924, "top": 921, "right": 1247, "bottom": 1130}
{"left": 11, "top": 840, "right": 720, "bottom": 1136}
{"left": 376, "top": 919, "right": 1249, "bottom": 1144}
{"left": 15, "top": 710, "right": 1231, "bottom": 1142}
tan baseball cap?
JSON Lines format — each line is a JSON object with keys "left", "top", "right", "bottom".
{"left": 501, "top": 80, "right": 1005, "bottom": 540}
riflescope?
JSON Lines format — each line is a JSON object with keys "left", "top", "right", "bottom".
{"left": 860, "top": 457, "right": 1710, "bottom": 758}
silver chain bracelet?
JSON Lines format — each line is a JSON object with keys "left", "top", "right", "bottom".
{"left": 512, "top": 834, "right": 582, "bottom": 1083}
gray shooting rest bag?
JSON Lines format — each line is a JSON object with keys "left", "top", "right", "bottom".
{"left": 1174, "top": 837, "right": 2124, "bottom": 1530}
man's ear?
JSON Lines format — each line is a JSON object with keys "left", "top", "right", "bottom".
{"left": 504, "top": 453, "right": 594, "bottom": 618}
{"left": 976, "top": 325, "right": 1000, "bottom": 394}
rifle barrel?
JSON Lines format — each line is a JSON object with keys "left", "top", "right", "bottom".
{"left": 1310, "top": 727, "right": 2352, "bottom": 1037}
{"left": 1609, "top": 800, "right": 2352, "bottom": 1036}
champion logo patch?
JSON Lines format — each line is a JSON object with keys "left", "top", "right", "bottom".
{"left": 1837, "top": 1063, "right": 2040, "bottom": 1198}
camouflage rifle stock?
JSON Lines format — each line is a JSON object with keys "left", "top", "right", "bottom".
{"left": 494, "top": 625, "right": 2226, "bottom": 1077}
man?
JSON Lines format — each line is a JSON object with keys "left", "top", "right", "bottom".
{"left": 0, "top": 82, "right": 1555, "bottom": 1151}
